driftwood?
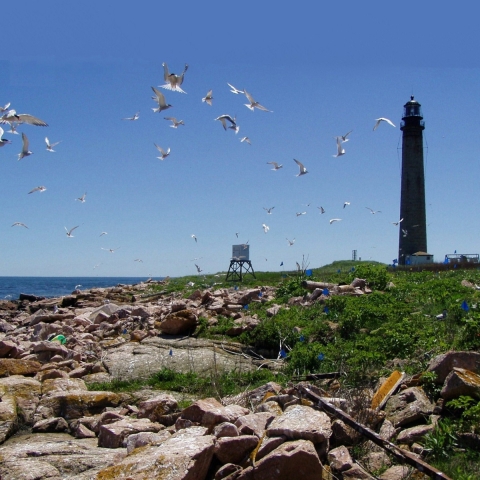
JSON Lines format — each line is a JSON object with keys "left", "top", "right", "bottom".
{"left": 301, "top": 281, "right": 335, "bottom": 291}
{"left": 297, "top": 384, "right": 453, "bottom": 480}
{"left": 371, "top": 371, "right": 406, "bottom": 411}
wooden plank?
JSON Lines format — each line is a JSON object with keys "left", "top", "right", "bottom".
{"left": 297, "top": 384, "right": 453, "bottom": 480}
{"left": 371, "top": 370, "right": 405, "bottom": 411}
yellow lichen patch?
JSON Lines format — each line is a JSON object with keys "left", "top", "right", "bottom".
{"left": 250, "top": 432, "right": 266, "bottom": 466}
{"left": 301, "top": 398, "right": 314, "bottom": 407}
{"left": 261, "top": 391, "right": 275, "bottom": 403}
{"left": 371, "top": 370, "right": 405, "bottom": 410}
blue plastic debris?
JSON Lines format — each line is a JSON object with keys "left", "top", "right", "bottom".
{"left": 279, "top": 349, "right": 287, "bottom": 358}
{"left": 299, "top": 335, "right": 305, "bottom": 342}
{"left": 461, "top": 300, "right": 469, "bottom": 312}
{"left": 317, "top": 353, "right": 325, "bottom": 361}
{"left": 322, "top": 288, "right": 329, "bottom": 296}
{"left": 258, "top": 292, "right": 263, "bottom": 297}
{"left": 169, "top": 349, "right": 173, "bottom": 356}
{"left": 324, "top": 306, "right": 329, "bottom": 314}
{"left": 306, "top": 269, "right": 312, "bottom": 276}
{"left": 243, "top": 304, "right": 249, "bottom": 310}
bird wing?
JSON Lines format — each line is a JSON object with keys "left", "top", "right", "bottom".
{"left": 178, "top": 64, "right": 188, "bottom": 85}
{"left": 373, "top": 119, "right": 381, "bottom": 131}
{"left": 294, "top": 159, "right": 306, "bottom": 172}
{"left": 0, "top": 126, "right": 4, "bottom": 138}
{"left": 382, "top": 118, "right": 396, "bottom": 127}
{"left": 68, "top": 226, "right": 79, "bottom": 235}
{"left": 151, "top": 87, "right": 166, "bottom": 106}
{"left": 162, "top": 62, "right": 170, "bottom": 82}
{"left": 164, "top": 117, "right": 176, "bottom": 122}
{"left": 45, "top": 137, "right": 50, "bottom": 147}
{"left": 21, "top": 132, "right": 29, "bottom": 151}
{"left": 343, "top": 130, "right": 353, "bottom": 140}
{"left": 17, "top": 114, "right": 48, "bottom": 126}
{"left": 255, "top": 103, "right": 272, "bottom": 112}
{"left": 243, "top": 89, "right": 255, "bottom": 105}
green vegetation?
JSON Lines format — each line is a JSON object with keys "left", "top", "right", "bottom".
{"left": 95, "top": 260, "right": 480, "bottom": 477}
{"left": 88, "top": 367, "right": 283, "bottom": 400}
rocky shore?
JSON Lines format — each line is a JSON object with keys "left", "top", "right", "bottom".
{"left": 1, "top": 279, "right": 480, "bottom": 479}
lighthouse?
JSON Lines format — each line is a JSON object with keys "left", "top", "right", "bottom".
{"left": 398, "top": 96, "right": 427, "bottom": 265}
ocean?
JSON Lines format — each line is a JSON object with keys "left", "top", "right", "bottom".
{"left": 0, "top": 277, "right": 163, "bottom": 300}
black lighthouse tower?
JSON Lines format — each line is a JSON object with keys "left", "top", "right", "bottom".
{"left": 398, "top": 96, "right": 427, "bottom": 264}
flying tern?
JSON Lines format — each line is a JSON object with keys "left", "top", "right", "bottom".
{"left": 164, "top": 117, "right": 184, "bottom": 128}
{"left": 0, "top": 102, "right": 11, "bottom": 113}
{"left": 202, "top": 90, "right": 213, "bottom": 105}
{"left": 318, "top": 206, "right": 325, "bottom": 214}
{"left": 122, "top": 111, "right": 140, "bottom": 121}
{"left": 151, "top": 87, "right": 172, "bottom": 113}
{"left": 227, "top": 83, "right": 244, "bottom": 94}
{"left": 65, "top": 226, "right": 79, "bottom": 237}
{"left": 76, "top": 193, "right": 87, "bottom": 203}
{"left": 0, "top": 127, "right": 12, "bottom": 147}
{"left": 366, "top": 207, "right": 381, "bottom": 214}
{"left": 215, "top": 114, "right": 237, "bottom": 131}
{"left": 195, "top": 264, "right": 202, "bottom": 273}
{"left": 392, "top": 218, "right": 404, "bottom": 226}
{"left": 263, "top": 207, "right": 274, "bottom": 214}
{"left": 294, "top": 159, "right": 308, "bottom": 176}
{"left": 0, "top": 110, "right": 48, "bottom": 127}
{"left": 159, "top": 62, "right": 188, "bottom": 93}
{"left": 337, "top": 130, "right": 353, "bottom": 143}
{"left": 243, "top": 89, "right": 272, "bottom": 112}
{"left": 102, "top": 247, "right": 120, "bottom": 253}
{"left": 329, "top": 218, "right": 342, "bottom": 224}
{"left": 262, "top": 224, "right": 269, "bottom": 233}
{"left": 154, "top": 144, "right": 170, "bottom": 160}
{"left": 99, "top": 232, "right": 108, "bottom": 237}
{"left": 240, "top": 136, "right": 251, "bottom": 145}
{"left": 12, "top": 222, "right": 28, "bottom": 228}
{"left": 343, "top": 202, "right": 350, "bottom": 209}
{"left": 28, "top": 186, "right": 46, "bottom": 194}
{"left": 373, "top": 118, "right": 396, "bottom": 130}
{"left": 286, "top": 238, "right": 295, "bottom": 246}
{"left": 296, "top": 212, "right": 307, "bottom": 217}
{"left": 267, "top": 162, "right": 282, "bottom": 170}
{"left": 333, "top": 137, "right": 345, "bottom": 158}
{"left": 191, "top": 234, "right": 197, "bottom": 243}
{"left": 45, "top": 137, "right": 61, "bottom": 152}
{"left": 18, "top": 132, "right": 33, "bottom": 160}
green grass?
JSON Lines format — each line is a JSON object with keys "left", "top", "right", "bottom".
{"left": 88, "top": 367, "right": 284, "bottom": 401}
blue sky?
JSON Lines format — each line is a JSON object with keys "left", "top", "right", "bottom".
{"left": 1, "top": 2, "right": 479, "bottom": 277}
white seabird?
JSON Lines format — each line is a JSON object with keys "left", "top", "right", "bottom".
{"left": 240, "top": 136, "right": 251, "bottom": 145}
{"left": 243, "top": 89, "right": 272, "bottom": 112}
{"left": 12, "top": 222, "right": 28, "bottom": 228}
{"left": 263, "top": 207, "right": 274, "bottom": 214}
{"left": 267, "top": 162, "right": 283, "bottom": 170}
{"left": 45, "top": 137, "right": 61, "bottom": 152}
{"left": 28, "top": 186, "right": 46, "bottom": 194}
{"left": 202, "top": 90, "right": 213, "bottom": 105}
{"left": 262, "top": 224, "right": 269, "bottom": 233}
{"left": 164, "top": 117, "right": 184, "bottom": 128}
{"left": 151, "top": 87, "right": 173, "bottom": 113}
{"left": 215, "top": 114, "right": 237, "bottom": 131}
{"left": 0, "top": 127, "right": 12, "bottom": 147}
{"left": 76, "top": 193, "right": 87, "bottom": 203}
{"left": 286, "top": 238, "right": 295, "bottom": 246}
{"left": 1, "top": 109, "right": 48, "bottom": 127}
{"left": 329, "top": 218, "right": 342, "bottom": 224}
{"left": 154, "top": 144, "right": 170, "bottom": 160}
{"left": 333, "top": 137, "right": 346, "bottom": 158}
{"left": 159, "top": 63, "right": 188, "bottom": 93}
{"left": 373, "top": 118, "right": 396, "bottom": 130}
{"left": 294, "top": 159, "right": 308, "bottom": 176}
{"left": 18, "top": 132, "right": 33, "bottom": 160}
{"left": 227, "top": 83, "right": 244, "bottom": 94}
{"left": 122, "top": 111, "right": 140, "bottom": 121}
{"left": 65, "top": 226, "right": 79, "bottom": 237}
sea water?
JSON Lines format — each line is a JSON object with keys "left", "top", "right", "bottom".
{"left": 0, "top": 276, "right": 163, "bottom": 300}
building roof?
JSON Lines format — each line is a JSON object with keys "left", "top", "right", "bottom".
{"left": 412, "top": 251, "right": 432, "bottom": 256}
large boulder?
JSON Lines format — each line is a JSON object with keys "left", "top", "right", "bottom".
{"left": 137, "top": 393, "right": 178, "bottom": 422}
{"left": 237, "top": 439, "right": 324, "bottom": 480}
{"left": 96, "top": 427, "right": 215, "bottom": 480}
{"left": 427, "top": 351, "right": 480, "bottom": 384}
{"left": 440, "top": 367, "right": 480, "bottom": 400}
{"left": 214, "top": 434, "right": 259, "bottom": 464}
{"left": 98, "top": 418, "right": 164, "bottom": 448}
{"left": 267, "top": 405, "right": 332, "bottom": 444}
{"left": 384, "top": 387, "right": 434, "bottom": 427}
{"left": 160, "top": 310, "right": 198, "bottom": 335}
{"left": 0, "top": 375, "right": 41, "bottom": 425}
{"left": 0, "top": 394, "right": 17, "bottom": 444}
{"left": 0, "top": 358, "right": 41, "bottom": 377}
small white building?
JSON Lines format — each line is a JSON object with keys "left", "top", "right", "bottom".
{"left": 405, "top": 251, "right": 434, "bottom": 265}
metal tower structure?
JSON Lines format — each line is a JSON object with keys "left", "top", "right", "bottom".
{"left": 398, "top": 96, "right": 427, "bottom": 264}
